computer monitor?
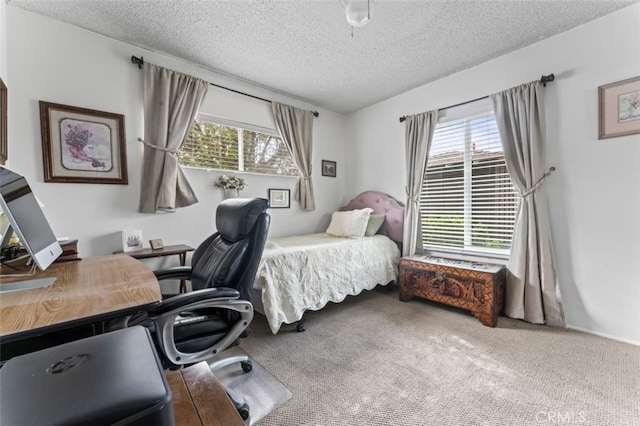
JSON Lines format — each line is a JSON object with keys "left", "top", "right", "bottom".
{"left": 0, "top": 166, "right": 62, "bottom": 293}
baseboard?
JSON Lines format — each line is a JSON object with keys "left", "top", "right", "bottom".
{"left": 566, "top": 324, "right": 640, "bottom": 346}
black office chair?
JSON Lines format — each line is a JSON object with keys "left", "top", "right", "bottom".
{"left": 130, "top": 197, "right": 270, "bottom": 421}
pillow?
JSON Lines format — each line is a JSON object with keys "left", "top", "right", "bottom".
{"left": 364, "top": 214, "right": 386, "bottom": 236}
{"left": 325, "top": 208, "right": 373, "bottom": 238}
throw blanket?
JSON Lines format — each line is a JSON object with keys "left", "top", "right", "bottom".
{"left": 255, "top": 233, "right": 400, "bottom": 334}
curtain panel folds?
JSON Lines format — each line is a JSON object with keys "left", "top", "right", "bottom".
{"left": 271, "top": 102, "right": 315, "bottom": 211}
{"left": 402, "top": 110, "right": 438, "bottom": 256}
{"left": 490, "top": 81, "right": 564, "bottom": 326}
{"left": 138, "top": 63, "right": 208, "bottom": 213}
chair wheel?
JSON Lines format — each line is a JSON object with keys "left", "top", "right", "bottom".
{"left": 241, "top": 360, "right": 253, "bottom": 373}
{"left": 238, "top": 403, "right": 250, "bottom": 420}
{"left": 296, "top": 323, "right": 305, "bottom": 332}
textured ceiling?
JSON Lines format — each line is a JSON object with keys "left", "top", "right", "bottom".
{"left": 8, "top": 0, "right": 638, "bottom": 114}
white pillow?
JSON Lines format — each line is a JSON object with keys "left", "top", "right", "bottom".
{"left": 325, "top": 208, "right": 373, "bottom": 238}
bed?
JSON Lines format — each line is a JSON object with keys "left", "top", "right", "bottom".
{"left": 252, "top": 191, "right": 405, "bottom": 334}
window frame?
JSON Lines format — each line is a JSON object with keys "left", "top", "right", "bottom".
{"left": 178, "top": 113, "right": 299, "bottom": 178}
{"left": 419, "top": 99, "right": 518, "bottom": 261}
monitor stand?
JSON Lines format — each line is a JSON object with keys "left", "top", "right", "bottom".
{"left": 0, "top": 277, "right": 57, "bottom": 294}
{"left": 1, "top": 222, "right": 57, "bottom": 293}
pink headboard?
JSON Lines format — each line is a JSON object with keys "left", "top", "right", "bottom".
{"left": 341, "top": 191, "right": 405, "bottom": 244}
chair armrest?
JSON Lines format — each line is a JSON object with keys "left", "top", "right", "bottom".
{"left": 154, "top": 266, "right": 193, "bottom": 281}
{"left": 150, "top": 288, "right": 251, "bottom": 367}
{"left": 150, "top": 288, "right": 240, "bottom": 315}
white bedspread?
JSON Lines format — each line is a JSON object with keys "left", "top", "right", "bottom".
{"left": 255, "top": 233, "right": 400, "bottom": 334}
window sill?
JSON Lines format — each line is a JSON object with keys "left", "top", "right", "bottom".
{"left": 420, "top": 248, "right": 508, "bottom": 266}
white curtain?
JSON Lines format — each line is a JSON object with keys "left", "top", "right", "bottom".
{"left": 271, "top": 102, "right": 315, "bottom": 211}
{"left": 490, "top": 81, "right": 564, "bottom": 326}
{"left": 138, "top": 63, "right": 208, "bottom": 213}
{"left": 402, "top": 110, "right": 438, "bottom": 256}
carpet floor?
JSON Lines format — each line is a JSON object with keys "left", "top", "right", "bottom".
{"left": 240, "top": 286, "right": 640, "bottom": 426}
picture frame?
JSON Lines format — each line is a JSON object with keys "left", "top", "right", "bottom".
{"left": 321, "top": 160, "right": 336, "bottom": 177}
{"left": 598, "top": 76, "right": 640, "bottom": 139}
{"left": 0, "top": 78, "right": 7, "bottom": 165}
{"left": 122, "top": 230, "right": 143, "bottom": 252}
{"left": 149, "top": 239, "right": 164, "bottom": 250}
{"left": 268, "top": 188, "right": 291, "bottom": 208}
{"left": 39, "top": 101, "right": 128, "bottom": 184}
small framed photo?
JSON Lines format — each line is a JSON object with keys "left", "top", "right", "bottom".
{"left": 122, "top": 230, "right": 143, "bottom": 252}
{"left": 268, "top": 189, "right": 290, "bottom": 208}
{"left": 39, "top": 101, "right": 128, "bottom": 184}
{"left": 598, "top": 76, "right": 640, "bottom": 139}
{"left": 321, "top": 160, "right": 336, "bottom": 177}
{"left": 149, "top": 239, "right": 164, "bottom": 250}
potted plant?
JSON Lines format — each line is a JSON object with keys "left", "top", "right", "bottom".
{"left": 214, "top": 175, "right": 246, "bottom": 198}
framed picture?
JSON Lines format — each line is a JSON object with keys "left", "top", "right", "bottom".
{"left": 149, "top": 239, "right": 164, "bottom": 250}
{"left": 122, "top": 230, "right": 143, "bottom": 252}
{"left": 268, "top": 188, "right": 290, "bottom": 208}
{"left": 39, "top": 101, "right": 128, "bottom": 184}
{"left": 321, "top": 160, "right": 336, "bottom": 177}
{"left": 598, "top": 76, "right": 640, "bottom": 139}
{"left": 0, "top": 78, "right": 6, "bottom": 165}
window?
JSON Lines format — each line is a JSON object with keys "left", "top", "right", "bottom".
{"left": 179, "top": 116, "right": 298, "bottom": 176}
{"left": 419, "top": 104, "right": 519, "bottom": 256}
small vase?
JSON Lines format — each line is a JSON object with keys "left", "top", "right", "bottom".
{"left": 223, "top": 188, "right": 239, "bottom": 199}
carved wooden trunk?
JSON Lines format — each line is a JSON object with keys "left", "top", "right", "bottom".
{"left": 398, "top": 255, "right": 506, "bottom": 327}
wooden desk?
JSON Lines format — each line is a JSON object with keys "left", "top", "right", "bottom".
{"left": 167, "top": 361, "right": 244, "bottom": 426}
{"left": 118, "top": 244, "right": 195, "bottom": 293}
{"left": 0, "top": 258, "right": 241, "bottom": 426}
{"left": 0, "top": 254, "right": 162, "bottom": 341}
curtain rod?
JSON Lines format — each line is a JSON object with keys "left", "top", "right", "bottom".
{"left": 398, "top": 73, "right": 555, "bottom": 123}
{"left": 131, "top": 55, "right": 319, "bottom": 118}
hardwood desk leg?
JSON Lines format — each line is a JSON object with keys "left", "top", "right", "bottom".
{"left": 179, "top": 253, "right": 187, "bottom": 293}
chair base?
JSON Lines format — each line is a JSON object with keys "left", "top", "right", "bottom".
{"left": 209, "top": 353, "right": 249, "bottom": 371}
{"left": 209, "top": 354, "right": 253, "bottom": 423}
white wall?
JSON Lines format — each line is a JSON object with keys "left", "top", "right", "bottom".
{"left": 0, "top": 1, "right": 6, "bottom": 79}
{"left": 5, "top": 7, "right": 348, "bottom": 267}
{"left": 347, "top": 5, "right": 640, "bottom": 345}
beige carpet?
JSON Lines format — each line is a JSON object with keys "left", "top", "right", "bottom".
{"left": 240, "top": 287, "right": 640, "bottom": 426}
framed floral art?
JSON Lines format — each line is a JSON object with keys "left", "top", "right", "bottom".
{"left": 39, "top": 101, "right": 128, "bottom": 184}
{"left": 598, "top": 76, "right": 640, "bottom": 139}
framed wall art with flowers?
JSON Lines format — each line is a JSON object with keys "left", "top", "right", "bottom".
{"left": 39, "top": 101, "right": 128, "bottom": 184}
{"left": 598, "top": 76, "right": 640, "bottom": 139}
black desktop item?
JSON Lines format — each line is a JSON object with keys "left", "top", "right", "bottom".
{"left": 0, "top": 166, "right": 62, "bottom": 292}
{"left": 0, "top": 326, "right": 174, "bottom": 425}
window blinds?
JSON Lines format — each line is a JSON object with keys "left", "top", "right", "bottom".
{"left": 420, "top": 110, "right": 519, "bottom": 254}
{"left": 179, "top": 119, "right": 298, "bottom": 176}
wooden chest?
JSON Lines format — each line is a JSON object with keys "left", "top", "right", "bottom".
{"left": 398, "top": 255, "right": 506, "bottom": 327}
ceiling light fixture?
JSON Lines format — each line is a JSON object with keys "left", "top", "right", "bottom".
{"left": 341, "top": 0, "right": 374, "bottom": 28}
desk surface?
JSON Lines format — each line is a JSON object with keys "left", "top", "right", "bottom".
{"left": 167, "top": 361, "right": 244, "bottom": 426}
{"left": 0, "top": 254, "right": 162, "bottom": 338}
